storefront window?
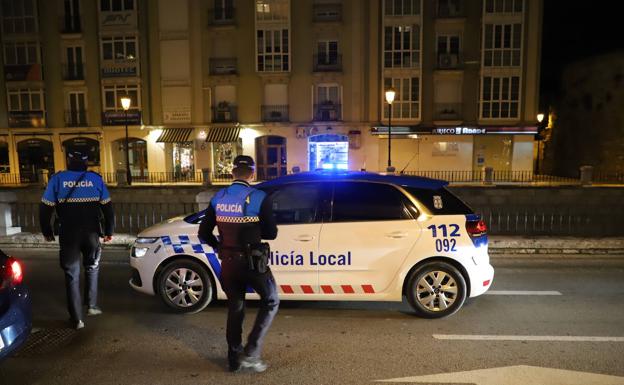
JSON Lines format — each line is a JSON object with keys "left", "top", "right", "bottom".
{"left": 308, "top": 134, "right": 348, "bottom": 171}
{"left": 112, "top": 138, "right": 148, "bottom": 178}
{"left": 212, "top": 139, "right": 243, "bottom": 177}
{"left": 472, "top": 135, "right": 513, "bottom": 171}
{"left": 0, "top": 141, "right": 9, "bottom": 173}
{"left": 17, "top": 138, "right": 55, "bottom": 182}
{"left": 172, "top": 143, "right": 195, "bottom": 177}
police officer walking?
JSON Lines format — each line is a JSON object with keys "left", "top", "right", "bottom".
{"left": 39, "top": 150, "right": 115, "bottom": 330}
{"left": 198, "top": 155, "right": 279, "bottom": 373}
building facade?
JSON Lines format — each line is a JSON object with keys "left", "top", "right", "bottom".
{"left": 0, "top": 0, "right": 543, "bottom": 183}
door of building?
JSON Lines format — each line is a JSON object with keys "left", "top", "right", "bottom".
{"left": 255, "top": 135, "right": 287, "bottom": 180}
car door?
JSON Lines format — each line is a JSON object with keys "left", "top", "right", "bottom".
{"left": 317, "top": 181, "right": 423, "bottom": 294}
{"left": 262, "top": 182, "right": 329, "bottom": 295}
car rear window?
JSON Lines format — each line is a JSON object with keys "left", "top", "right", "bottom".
{"left": 403, "top": 187, "right": 473, "bottom": 215}
{"left": 332, "top": 182, "right": 415, "bottom": 222}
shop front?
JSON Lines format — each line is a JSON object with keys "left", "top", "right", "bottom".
{"left": 16, "top": 137, "right": 55, "bottom": 182}
{"left": 62, "top": 137, "right": 101, "bottom": 169}
{"left": 156, "top": 128, "right": 195, "bottom": 178}
{"left": 111, "top": 137, "right": 148, "bottom": 179}
{"left": 308, "top": 134, "right": 349, "bottom": 171}
{"left": 204, "top": 126, "right": 243, "bottom": 178}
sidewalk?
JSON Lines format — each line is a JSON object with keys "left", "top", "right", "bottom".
{"left": 1, "top": 233, "right": 623, "bottom": 255}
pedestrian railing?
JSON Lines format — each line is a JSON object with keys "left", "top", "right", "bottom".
{"left": 0, "top": 173, "right": 24, "bottom": 185}
{"left": 400, "top": 170, "right": 582, "bottom": 185}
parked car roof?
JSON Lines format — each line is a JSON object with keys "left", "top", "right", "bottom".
{"left": 257, "top": 171, "right": 449, "bottom": 190}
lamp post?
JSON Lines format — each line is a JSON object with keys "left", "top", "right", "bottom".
{"left": 120, "top": 96, "right": 132, "bottom": 186}
{"left": 385, "top": 87, "right": 396, "bottom": 172}
{"left": 535, "top": 113, "right": 545, "bottom": 174}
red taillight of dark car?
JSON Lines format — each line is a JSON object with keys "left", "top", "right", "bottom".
{"left": 466, "top": 219, "right": 488, "bottom": 236}
{"left": 1, "top": 257, "right": 23, "bottom": 289}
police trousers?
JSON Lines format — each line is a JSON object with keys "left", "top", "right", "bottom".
{"left": 220, "top": 256, "right": 280, "bottom": 358}
{"left": 59, "top": 229, "right": 102, "bottom": 321}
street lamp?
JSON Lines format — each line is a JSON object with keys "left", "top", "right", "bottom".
{"left": 385, "top": 87, "right": 396, "bottom": 172}
{"left": 120, "top": 96, "right": 132, "bottom": 186}
{"left": 537, "top": 113, "right": 545, "bottom": 124}
{"left": 535, "top": 113, "right": 546, "bottom": 175}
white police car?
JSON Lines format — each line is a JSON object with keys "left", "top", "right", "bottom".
{"left": 129, "top": 172, "right": 493, "bottom": 318}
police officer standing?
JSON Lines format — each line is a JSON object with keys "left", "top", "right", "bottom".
{"left": 39, "top": 150, "right": 115, "bottom": 330}
{"left": 198, "top": 155, "right": 279, "bottom": 373}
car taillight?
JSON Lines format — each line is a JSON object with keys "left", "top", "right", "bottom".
{"left": 466, "top": 219, "right": 487, "bottom": 236}
{"left": 9, "top": 258, "right": 23, "bottom": 285}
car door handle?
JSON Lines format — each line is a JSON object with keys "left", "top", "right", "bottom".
{"left": 294, "top": 235, "right": 315, "bottom": 242}
{"left": 386, "top": 231, "right": 408, "bottom": 239}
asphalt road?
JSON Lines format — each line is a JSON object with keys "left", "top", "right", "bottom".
{"left": 1, "top": 249, "right": 623, "bottom": 385}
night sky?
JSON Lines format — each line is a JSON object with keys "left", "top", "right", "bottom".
{"left": 540, "top": 1, "right": 623, "bottom": 106}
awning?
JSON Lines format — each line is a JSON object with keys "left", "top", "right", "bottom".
{"left": 205, "top": 127, "right": 240, "bottom": 143}
{"left": 156, "top": 127, "right": 194, "bottom": 143}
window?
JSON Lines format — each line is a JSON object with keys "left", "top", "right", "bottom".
{"left": 7, "top": 88, "right": 44, "bottom": 111}
{"left": 404, "top": 187, "right": 472, "bottom": 215}
{"left": 383, "top": 77, "right": 419, "bottom": 119}
{"left": 255, "top": 0, "right": 289, "bottom": 22}
{"left": 384, "top": 0, "right": 420, "bottom": 16}
{"left": 317, "top": 41, "right": 338, "bottom": 65}
{"left": 267, "top": 183, "right": 324, "bottom": 225}
{"left": 256, "top": 29, "right": 289, "bottom": 72}
{"left": 384, "top": 25, "right": 420, "bottom": 68}
{"left": 101, "top": 36, "right": 137, "bottom": 62}
{"left": 0, "top": 142, "right": 9, "bottom": 173}
{"left": 484, "top": 0, "right": 523, "bottom": 14}
{"left": 3, "top": 42, "right": 38, "bottom": 65}
{"left": 437, "top": 35, "right": 460, "bottom": 54}
{"left": 332, "top": 182, "right": 414, "bottom": 222}
{"left": 481, "top": 76, "right": 520, "bottom": 119}
{"left": 1, "top": 0, "right": 37, "bottom": 34}
{"left": 484, "top": 24, "right": 521, "bottom": 67}
{"left": 102, "top": 84, "right": 139, "bottom": 111}
{"left": 315, "top": 85, "right": 341, "bottom": 120}
{"left": 100, "top": 0, "right": 134, "bottom": 12}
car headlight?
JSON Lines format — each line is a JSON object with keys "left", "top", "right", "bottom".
{"left": 135, "top": 237, "right": 159, "bottom": 244}
{"left": 133, "top": 247, "right": 149, "bottom": 258}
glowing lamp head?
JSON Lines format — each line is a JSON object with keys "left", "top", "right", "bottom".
{"left": 120, "top": 96, "right": 132, "bottom": 111}
{"left": 385, "top": 88, "right": 396, "bottom": 105}
{"left": 537, "top": 113, "right": 545, "bottom": 123}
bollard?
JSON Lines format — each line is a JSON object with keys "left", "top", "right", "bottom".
{"left": 0, "top": 191, "right": 21, "bottom": 236}
{"left": 580, "top": 165, "right": 593, "bottom": 186}
{"left": 116, "top": 169, "right": 128, "bottom": 187}
{"left": 202, "top": 168, "right": 212, "bottom": 186}
{"left": 483, "top": 167, "right": 494, "bottom": 185}
{"left": 386, "top": 166, "right": 396, "bottom": 174}
{"left": 37, "top": 169, "right": 49, "bottom": 187}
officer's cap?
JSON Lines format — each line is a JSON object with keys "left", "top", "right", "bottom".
{"left": 233, "top": 155, "right": 255, "bottom": 169}
{"left": 68, "top": 150, "right": 88, "bottom": 162}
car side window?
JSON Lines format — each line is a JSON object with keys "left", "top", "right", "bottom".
{"left": 267, "top": 183, "right": 323, "bottom": 225}
{"left": 331, "top": 182, "right": 414, "bottom": 222}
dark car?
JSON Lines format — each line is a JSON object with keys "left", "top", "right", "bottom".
{"left": 0, "top": 249, "right": 32, "bottom": 360}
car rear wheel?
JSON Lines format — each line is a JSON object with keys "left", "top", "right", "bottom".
{"left": 406, "top": 261, "right": 467, "bottom": 318}
{"left": 157, "top": 259, "right": 214, "bottom": 314}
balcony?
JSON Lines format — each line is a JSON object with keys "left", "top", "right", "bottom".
{"left": 209, "top": 58, "right": 237, "bottom": 75}
{"left": 314, "top": 103, "right": 341, "bottom": 121}
{"left": 436, "top": 53, "right": 463, "bottom": 70}
{"left": 62, "top": 64, "right": 85, "bottom": 80}
{"left": 312, "top": 3, "right": 342, "bottom": 22}
{"left": 313, "top": 54, "right": 342, "bottom": 72}
{"left": 208, "top": 7, "right": 236, "bottom": 26}
{"left": 434, "top": 103, "right": 463, "bottom": 121}
{"left": 59, "top": 15, "right": 81, "bottom": 33}
{"left": 211, "top": 104, "right": 238, "bottom": 123}
{"left": 65, "top": 110, "right": 87, "bottom": 127}
{"left": 436, "top": 0, "right": 464, "bottom": 18}
{"left": 8, "top": 111, "right": 45, "bottom": 128}
{"left": 261, "top": 105, "right": 289, "bottom": 122}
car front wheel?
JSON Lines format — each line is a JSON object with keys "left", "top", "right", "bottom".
{"left": 157, "top": 259, "right": 214, "bottom": 314}
{"left": 406, "top": 261, "right": 467, "bottom": 318}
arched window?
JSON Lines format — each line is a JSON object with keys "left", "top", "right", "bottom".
{"left": 112, "top": 137, "right": 148, "bottom": 178}
{"left": 17, "top": 138, "right": 55, "bottom": 182}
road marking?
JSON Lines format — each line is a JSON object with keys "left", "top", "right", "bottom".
{"left": 433, "top": 334, "right": 624, "bottom": 342}
{"left": 485, "top": 290, "right": 562, "bottom": 295}
{"left": 378, "top": 365, "right": 624, "bottom": 384}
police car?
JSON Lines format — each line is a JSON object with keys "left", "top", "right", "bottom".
{"left": 129, "top": 172, "right": 494, "bottom": 318}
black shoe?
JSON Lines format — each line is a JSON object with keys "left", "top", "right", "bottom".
{"left": 228, "top": 352, "right": 241, "bottom": 373}
{"left": 240, "top": 355, "right": 268, "bottom": 373}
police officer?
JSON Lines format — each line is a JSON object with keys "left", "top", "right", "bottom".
{"left": 39, "top": 150, "right": 115, "bottom": 330}
{"left": 198, "top": 155, "right": 279, "bottom": 373}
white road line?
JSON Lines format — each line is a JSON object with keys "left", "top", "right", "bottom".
{"left": 485, "top": 290, "right": 562, "bottom": 295}
{"left": 433, "top": 334, "right": 624, "bottom": 342}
